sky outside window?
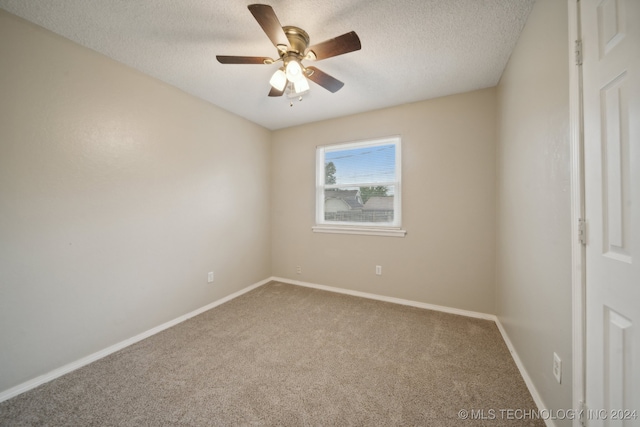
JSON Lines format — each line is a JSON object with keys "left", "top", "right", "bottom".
{"left": 325, "top": 144, "right": 396, "bottom": 186}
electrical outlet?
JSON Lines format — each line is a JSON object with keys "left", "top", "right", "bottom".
{"left": 553, "top": 352, "right": 562, "bottom": 383}
{"left": 296, "top": 265, "right": 302, "bottom": 275}
{"left": 375, "top": 265, "right": 382, "bottom": 275}
{"left": 207, "top": 271, "right": 214, "bottom": 283}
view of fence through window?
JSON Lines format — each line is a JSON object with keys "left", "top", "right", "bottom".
{"left": 319, "top": 138, "right": 399, "bottom": 225}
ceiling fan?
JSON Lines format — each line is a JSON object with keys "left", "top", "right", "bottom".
{"left": 216, "top": 4, "right": 361, "bottom": 98}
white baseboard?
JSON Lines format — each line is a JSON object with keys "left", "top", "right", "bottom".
{"left": 494, "top": 318, "right": 555, "bottom": 427}
{"left": 0, "top": 277, "right": 272, "bottom": 403}
{"left": 271, "top": 276, "right": 496, "bottom": 321}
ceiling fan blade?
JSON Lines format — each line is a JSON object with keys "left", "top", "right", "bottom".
{"left": 216, "top": 55, "right": 271, "bottom": 64}
{"left": 307, "top": 31, "right": 361, "bottom": 60}
{"left": 305, "top": 66, "right": 345, "bottom": 93}
{"left": 248, "top": 4, "right": 289, "bottom": 49}
{"left": 268, "top": 86, "right": 284, "bottom": 97}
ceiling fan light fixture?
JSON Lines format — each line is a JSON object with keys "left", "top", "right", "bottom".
{"left": 293, "top": 76, "right": 309, "bottom": 94}
{"left": 269, "top": 68, "right": 287, "bottom": 91}
{"left": 285, "top": 59, "right": 304, "bottom": 83}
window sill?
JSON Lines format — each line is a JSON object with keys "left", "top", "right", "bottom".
{"left": 312, "top": 225, "right": 407, "bottom": 237}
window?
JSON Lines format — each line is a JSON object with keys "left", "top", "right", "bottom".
{"left": 313, "top": 136, "right": 405, "bottom": 237}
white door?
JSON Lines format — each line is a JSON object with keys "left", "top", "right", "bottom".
{"left": 582, "top": 0, "right": 640, "bottom": 425}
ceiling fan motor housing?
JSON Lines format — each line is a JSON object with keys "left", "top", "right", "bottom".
{"left": 282, "top": 26, "right": 310, "bottom": 56}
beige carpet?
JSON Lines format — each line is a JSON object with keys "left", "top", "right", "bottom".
{"left": 0, "top": 281, "right": 544, "bottom": 426}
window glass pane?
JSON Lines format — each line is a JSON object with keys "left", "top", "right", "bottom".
{"left": 317, "top": 137, "right": 401, "bottom": 230}
{"left": 325, "top": 144, "right": 395, "bottom": 186}
{"left": 324, "top": 185, "right": 395, "bottom": 223}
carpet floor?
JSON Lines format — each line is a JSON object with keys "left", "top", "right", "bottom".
{"left": 0, "top": 281, "right": 544, "bottom": 426}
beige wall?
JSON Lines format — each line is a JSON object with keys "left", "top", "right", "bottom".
{"left": 0, "top": 11, "right": 271, "bottom": 392}
{"left": 496, "top": 0, "right": 573, "bottom": 420}
{"left": 272, "top": 89, "right": 497, "bottom": 314}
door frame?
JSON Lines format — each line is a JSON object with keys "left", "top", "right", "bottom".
{"left": 568, "top": 0, "right": 586, "bottom": 425}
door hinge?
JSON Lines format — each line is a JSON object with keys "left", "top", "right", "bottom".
{"left": 579, "top": 400, "right": 588, "bottom": 427}
{"left": 579, "top": 218, "right": 587, "bottom": 245}
{"left": 575, "top": 39, "right": 583, "bottom": 66}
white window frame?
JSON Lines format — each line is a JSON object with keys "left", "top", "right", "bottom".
{"left": 313, "top": 136, "right": 406, "bottom": 237}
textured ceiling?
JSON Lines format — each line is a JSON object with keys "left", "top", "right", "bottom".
{"left": 0, "top": 0, "right": 535, "bottom": 130}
